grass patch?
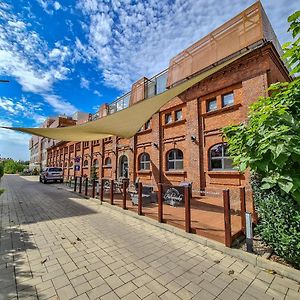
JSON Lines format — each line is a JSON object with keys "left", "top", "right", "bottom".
{"left": 0, "top": 189, "right": 5, "bottom": 196}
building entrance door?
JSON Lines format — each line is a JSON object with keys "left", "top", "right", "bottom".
{"left": 119, "top": 155, "right": 128, "bottom": 178}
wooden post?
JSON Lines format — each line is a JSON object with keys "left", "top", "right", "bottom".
{"left": 100, "top": 178, "right": 104, "bottom": 203}
{"left": 74, "top": 176, "right": 77, "bottom": 192}
{"left": 85, "top": 178, "right": 88, "bottom": 196}
{"left": 184, "top": 186, "right": 191, "bottom": 233}
{"left": 122, "top": 180, "right": 127, "bottom": 209}
{"left": 250, "top": 190, "right": 258, "bottom": 224}
{"left": 138, "top": 182, "right": 143, "bottom": 215}
{"left": 240, "top": 187, "right": 246, "bottom": 234}
{"left": 158, "top": 183, "right": 163, "bottom": 223}
{"left": 223, "top": 189, "right": 232, "bottom": 247}
{"left": 92, "top": 179, "right": 96, "bottom": 198}
{"left": 110, "top": 179, "right": 114, "bottom": 205}
{"left": 79, "top": 177, "right": 82, "bottom": 194}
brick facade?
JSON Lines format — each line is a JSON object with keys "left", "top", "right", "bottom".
{"left": 47, "top": 44, "right": 289, "bottom": 194}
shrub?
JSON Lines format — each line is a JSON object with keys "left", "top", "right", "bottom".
{"left": 223, "top": 11, "right": 300, "bottom": 267}
{"left": 0, "top": 163, "right": 3, "bottom": 178}
{"left": 252, "top": 175, "right": 300, "bottom": 268}
{"left": 0, "top": 189, "right": 4, "bottom": 196}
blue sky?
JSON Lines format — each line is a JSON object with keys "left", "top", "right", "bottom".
{"left": 0, "top": 0, "right": 298, "bottom": 161}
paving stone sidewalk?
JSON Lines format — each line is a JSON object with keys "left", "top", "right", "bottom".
{"left": 0, "top": 175, "right": 299, "bottom": 300}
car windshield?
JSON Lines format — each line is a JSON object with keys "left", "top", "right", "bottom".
{"left": 48, "top": 168, "right": 62, "bottom": 172}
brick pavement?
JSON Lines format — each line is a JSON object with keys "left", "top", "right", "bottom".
{"left": 0, "top": 175, "right": 299, "bottom": 300}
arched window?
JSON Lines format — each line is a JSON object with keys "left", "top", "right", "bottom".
{"left": 139, "top": 153, "right": 150, "bottom": 170}
{"left": 83, "top": 160, "right": 89, "bottom": 167}
{"left": 167, "top": 149, "right": 183, "bottom": 170}
{"left": 93, "top": 159, "right": 99, "bottom": 168}
{"left": 209, "top": 143, "right": 233, "bottom": 170}
{"left": 104, "top": 157, "right": 111, "bottom": 166}
{"left": 69, "top": 161, "right": 73, "bottom": 168}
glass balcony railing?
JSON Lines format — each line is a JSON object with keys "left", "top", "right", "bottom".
{"left": 108, "top": 92, "right": 131, "bottom": 114}
{"left": 145, "top": 69, "right": 168, "bottom": 99}
{"left": 90, "top": 69, "right": 168, "bottom": 120}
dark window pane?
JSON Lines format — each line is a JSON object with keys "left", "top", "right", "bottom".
{"left": 207, "top": 98, "right": 217, "bottom": 112}
{"left": 176, "top": 161, "right": 183, "bottom": 170}
{"left": 222, "top": 93, "right": 234, "bottom": 107}
{"left": 145, "top": 120, "right": 150, "bottom": 129}
{"left": 224, "top": 158, "right": 233, "bottom": 169}
{"left": 145, "top": 162, "right": 150, "bottom": 170}
{"left": 176, "top": 150, "right": 183, "bottom": 159}
{"left": 211, "top": 145, "right": 223, "bottom": 157}
{"left": 168, "top": 161, "right": 175, "bottom": 170}
{"left": 175, "top": 110, "right": 182, "bottom": 121}
{"left": 168, "top": 150, "right": 175, "bottom": 160}
{"left": 224, "top": 144, "right": 230, "bottom": 156}
{"left": 211, "top": 159, "right": 222, "bottom": 169}
{"left": 165, "top": 113, "right": 172, "bottom": 124}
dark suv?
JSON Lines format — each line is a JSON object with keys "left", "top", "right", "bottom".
{"left": 39, "top": 167, "right": 63, "bottom": 183}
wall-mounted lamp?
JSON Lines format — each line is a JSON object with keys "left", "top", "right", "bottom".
{"left": 152, "top": 142, "right": 158, "bottom": 149}
{"left": 191, "top": 135, "right": 197, "bottom": 143}
{"left": 129, "top": 147, "right": 133, "bottom": 152}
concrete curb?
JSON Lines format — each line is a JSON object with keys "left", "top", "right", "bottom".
{"left": 57, "top": 185, "right": 300, "bottom": 283}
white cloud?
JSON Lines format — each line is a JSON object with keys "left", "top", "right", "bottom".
{"left": 0, "top": 5, "right": 77, "bottom": 114}
{"left": 43, "top": 94, "right": 77, "bottom": 115}
{"left": 76, "top": 0, "right": 296, "bottom": 92}
{"left": 0, "top": 96, "right": 46, "bottom": 125}
{"left": 93, "top": 90, "right": 102, "bottom": 97}
{"left": 53, "top": 1, "right": 61, "bottom": 10}
{"left": 80, "top": 77, "right": 90, "bottom": 89}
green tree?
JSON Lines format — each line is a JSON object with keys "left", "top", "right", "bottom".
{"left": 4, "top": 160, "right": 18, "bottom": 174}
{"left": 223, "top": 11, "right": 300, "bottom": 205}
{"left": 223, "top": 11, "right": 300, "bottom": 267}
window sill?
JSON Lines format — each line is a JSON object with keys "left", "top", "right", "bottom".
{"left": 103, "top": 165, "right": 112, "bottom": 169}
{"left": 163, "top": 119, "right": 186, "bottom": 128}
{"left": 202, "top": 103, "right": 241, "bottom": 117}
{"left": 165, "top": 170, "right": 186, "bottom": 175}
{"left": 137, "top": 170, "right": 152, "bottom": 175}
{"left": 137, "top": 128, "right": 152, "bottom": 135}
{"left": 208, "top": 170, "right": 240, "bottom": 176}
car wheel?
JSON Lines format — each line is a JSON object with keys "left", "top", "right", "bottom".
{"left": 60, "top": 179, "right": 63, "bottom": 183}
{"left": 39, "top": 177, "right": 42, "bottom": 182}
{"left": 43, "top": 179, "right": 47, "bottom": 184}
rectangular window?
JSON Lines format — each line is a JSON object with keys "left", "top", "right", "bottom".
{"left": 222, "top": 92, "right": 234, "bottom": 107}
{"left": 175, "top": 109, "right": 182, "bottom": 121}
{"left": 145, "top": 120, "right": 151, "bottom": 130}
{"left": 207, "top": 98, "right": 217, "bottom": 112}
{"left": 165, "top": 113, "right": 172, "bottom": 124}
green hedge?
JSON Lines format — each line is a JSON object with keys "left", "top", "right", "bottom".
{"left": 252, "top": 175, "right": 300, "bottom": 268}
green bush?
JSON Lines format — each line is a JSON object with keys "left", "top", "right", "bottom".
{"left": 0, "top": 189, "right": 4, "bottom": 196}
{"left": 0, "top": 164, "right": 3, "bottom": 178}
{"left": 223, "top": 11, "right": 300, "bottom": 267}
{"left": 252, "top": 175, "right": 300, "bottom": 268}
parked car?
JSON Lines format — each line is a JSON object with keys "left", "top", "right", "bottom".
{"left": 39, "top": 167, "right": 63, "bottom": 184}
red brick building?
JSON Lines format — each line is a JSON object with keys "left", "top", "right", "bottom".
{"left": 46, "top": 2, "right": 290, "bottom": 194}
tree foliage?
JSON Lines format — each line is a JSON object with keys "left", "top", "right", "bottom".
{"left": 282, "top": 11, "right": 300, "bottom": 74}
{"left": 3, "top": 160, "right": 28, "bottom": 174}
{"left": 223, "top": 11, "right": 300, "bottom": 206}
{"left": 223, "top": 11, "right": 300, "bottom": 267}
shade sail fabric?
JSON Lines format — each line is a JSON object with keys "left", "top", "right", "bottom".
{"left": 2, "top": 51, "right": 249, "bottom": 142}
